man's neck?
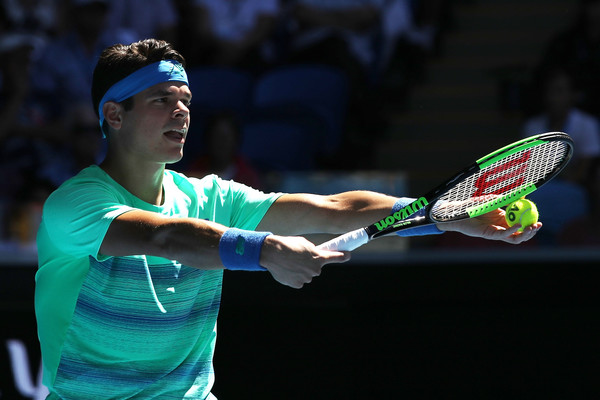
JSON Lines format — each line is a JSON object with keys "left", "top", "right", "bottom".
{"left": 100, "top": 156, "right": 166, "bottom": 206}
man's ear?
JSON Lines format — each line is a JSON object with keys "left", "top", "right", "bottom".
{"left": 103, "top": 101, "right": 123, "bottom": 131}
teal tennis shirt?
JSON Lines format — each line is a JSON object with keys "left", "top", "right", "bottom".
{"left": 35, "top": 166, "right": 281, "bottom": 399}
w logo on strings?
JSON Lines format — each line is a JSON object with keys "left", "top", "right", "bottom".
{"left": 473, "top": 150, "right": 532, "bottom": 197}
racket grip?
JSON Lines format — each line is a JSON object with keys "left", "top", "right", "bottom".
{"left": 316, "top": 228, "right": 369, "bottom": 252}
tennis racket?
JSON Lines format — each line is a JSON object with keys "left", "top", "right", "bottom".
{"left": 317, "top": 132, "right": 574, "bottom": 251}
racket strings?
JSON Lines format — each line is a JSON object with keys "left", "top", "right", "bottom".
{"left": 431, "top": 141, "right": 571, "bottom": 221}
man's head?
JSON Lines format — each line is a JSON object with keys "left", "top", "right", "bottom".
{"left": 92, "top": 39, "right": 192, "bottom": 166}
{"left": 91, "top": 38, "right": 187, "bottom": 136}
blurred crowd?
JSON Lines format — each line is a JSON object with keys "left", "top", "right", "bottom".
{"left": 519, "top": 0, "right": 600, "bottom": 247}
{"left": 1, "top": 0, "right": 598, "bottom": 250}
{"left": 1, "top": 0, "right": 450, "bottom": 247}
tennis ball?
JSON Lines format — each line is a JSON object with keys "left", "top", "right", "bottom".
{"left": 505, "top": 198, "right": 539, "bottom": 232}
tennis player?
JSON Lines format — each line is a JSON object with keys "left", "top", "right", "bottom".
{"left": 35, "top": 38, "right": 541, "bottom": 399}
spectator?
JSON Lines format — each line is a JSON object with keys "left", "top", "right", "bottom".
{"left": 284, "top": 0, "right": 382, "bottom": 85}
{"left": 31, "top": 0, "right": 135, "bottom": 115}
{"left": 105, "top": 0, "right": 178, "bottom": 44}
{"left": 536, "top": 0, "right": 600, "bottom": 117}
{"left": 4, "top": 177, "right": 54, "bottom": 247}
{"left": 558, "top": 156, "right": 600, "bottom": 247}
{"left": 0, "top": 33, "right": 103, "bottom": 241}
{"left": 184, "top": 112, "right": 264, "bottom": 190}
{"left": 0, "top": 33, "right": 60, "bottom": 242}
{"left": 181, "top": 0, "right": 280, "bottom": 73}
{"left": 380, "top": 0, "right": 447, "bottom": 101}
{"left": 1, "top": 1, "right": 123, "bottom": 211}
{"left": 281, "top": 0, "right": 391, "bottom": 165}
{"left": 36, "top": 106, "right": 106, "bottom": 186}
{"left": 0, "top": 0, "right": 62, "bottom": 38}
{"left": 522, "top": 66, "right": 600, "bottom": 184}
{"left": 0, "top": 33, "right": 35, "bottom": 141}
{"left": 519, "top": 66, "right": 598, "bottom": 246}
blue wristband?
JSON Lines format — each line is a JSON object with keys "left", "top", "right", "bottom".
{"left": 219, "top": 228, "right": 271, "bottom": 271}
{"left": 392, "top": 197, "right": 444, "bottom": 237}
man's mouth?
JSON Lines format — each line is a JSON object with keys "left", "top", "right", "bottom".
{"left": 164, "top": 128, "right": 187, "bottom": 143}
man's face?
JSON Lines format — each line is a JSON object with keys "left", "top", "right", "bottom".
{"left": 116, "top": 81, "right": 192, "bottom": 165}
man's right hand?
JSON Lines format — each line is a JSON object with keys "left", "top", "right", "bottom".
{"left": 260, "top": 235, "right": 350, "bottom": 289}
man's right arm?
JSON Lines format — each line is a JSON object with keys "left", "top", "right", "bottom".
{"left": 100, "top": 210, "right": 348, "bottom": 288}
{"left": 100, "top": 209, "right": 226, "bottom": 269}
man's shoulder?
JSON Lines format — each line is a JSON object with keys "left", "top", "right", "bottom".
{"left": 55, "top": 165, "right": 111, "bottom": 190}
{"left": 46, "top": 166, "right": 116, "bottom": 207}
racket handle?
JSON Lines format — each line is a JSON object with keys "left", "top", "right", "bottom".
{"left": 316, "top": 228, "right": 369, "bottom": 252}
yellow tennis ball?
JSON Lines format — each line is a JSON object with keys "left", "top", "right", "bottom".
{"left": 505, "top": 198, "right": 539, "bottom": 232}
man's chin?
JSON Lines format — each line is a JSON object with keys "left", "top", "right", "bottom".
{"left": 165, "top": 151, "right": 184, "bottom": 165}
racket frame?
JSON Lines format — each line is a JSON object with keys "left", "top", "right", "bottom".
{"left": 319, "top": 132, "right": 573, "bottom": 250}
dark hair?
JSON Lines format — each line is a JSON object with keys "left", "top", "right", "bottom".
{"left": 91, "top": 39, "right": 186, "bottom": 131}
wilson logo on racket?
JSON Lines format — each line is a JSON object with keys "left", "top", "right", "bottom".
{"left": 375, "top": 197, "right": 428, "bottom": 231}
{"left": 473, "top": 150, "right": 531, "bottom": 197}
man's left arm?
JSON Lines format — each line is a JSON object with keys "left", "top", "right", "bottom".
{"left": 256, "top": 192, "right": 397, "bottom": 236}
{"left": 257, "top": 192, "right": 542, "bottom": 245}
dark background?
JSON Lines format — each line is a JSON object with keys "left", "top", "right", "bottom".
{"left": 4, "top": 250, "right": 599, "bottom": 400}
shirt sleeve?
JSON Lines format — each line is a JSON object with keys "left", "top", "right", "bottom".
{"left": 227, "top": 179, "right": 283, "bottom": 229}
{"left": 189, "top": 175, "right": 283, "bottom": 230}
{"left": 42, "top": 179, "right": 135, "bottom": 259}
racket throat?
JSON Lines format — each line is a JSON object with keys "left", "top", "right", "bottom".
{"left": 369, "top": 215, "right": 430, "bottom": 239}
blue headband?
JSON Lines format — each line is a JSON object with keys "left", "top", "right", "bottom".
{"left": 98, "top": 59, "right": 189, "bottom": 132}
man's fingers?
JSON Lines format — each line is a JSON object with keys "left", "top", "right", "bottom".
{"left": 318, "top": 249, "right": 351, "bottom": 264}
{"left": 504, "top": 222, "right": 543, "bottom": 244}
